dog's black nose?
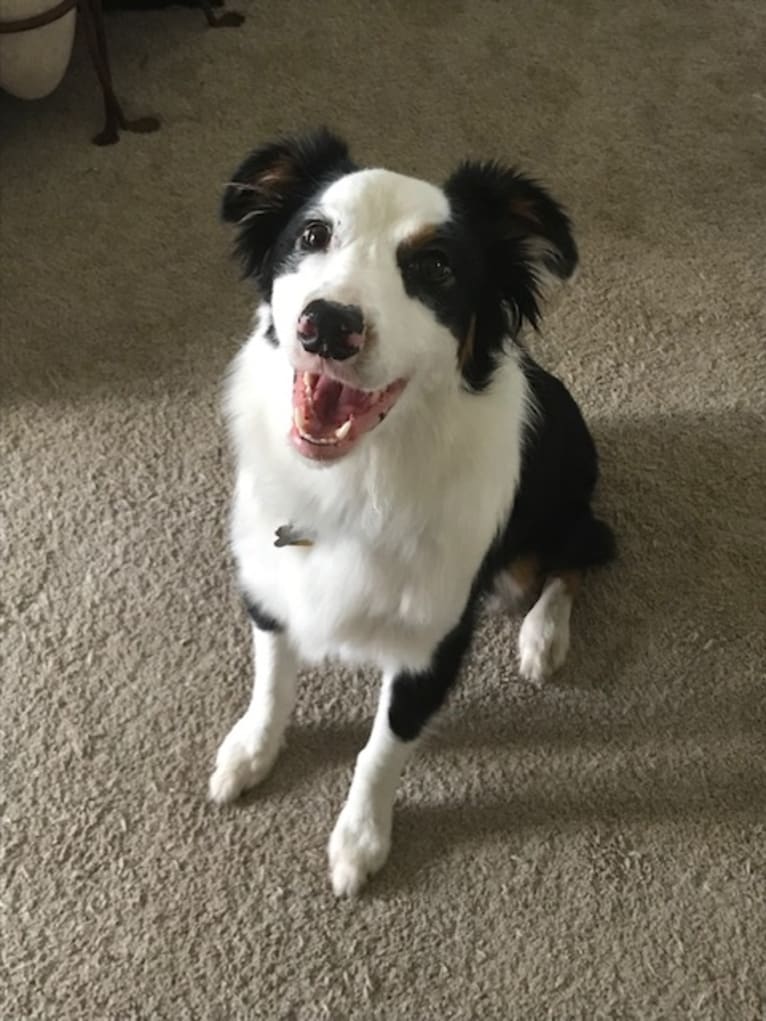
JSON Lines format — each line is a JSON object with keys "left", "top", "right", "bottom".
{"left": 297, "top": 300, "right": 365, "bottom": 361}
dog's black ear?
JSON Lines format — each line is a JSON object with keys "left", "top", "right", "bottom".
{"left": 445, "top": 161, "right": 577, "bottom": 331}
{"left": 221, "top": 129, "right": 356, "bottom": 287}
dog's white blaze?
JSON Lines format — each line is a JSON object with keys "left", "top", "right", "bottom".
{"left": 271, "top": 170, "right": 454, "bottom": 399}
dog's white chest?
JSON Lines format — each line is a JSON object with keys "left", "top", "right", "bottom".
{"left": 233, "top": 497, "right": 474, "bottom": 672}
{"left": 227, "top": 331, "right": 528, "bottom": 674}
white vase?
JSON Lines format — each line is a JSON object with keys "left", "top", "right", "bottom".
{"left": 0, "top": 0, "right": 76, "bottom": 100}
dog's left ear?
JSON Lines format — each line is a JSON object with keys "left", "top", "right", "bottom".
{"left": 445, "top": 161, "right": 578, "bottom": 331}
{"left": 221, "top": 128, "right": 356, "bottom": 289}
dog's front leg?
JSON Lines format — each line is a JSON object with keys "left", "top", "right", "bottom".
{"left": 328, "top": 613, "right": 473, "bottom": 896}
{"left": 209, "top": 622, "right": 299, "bottom": 804}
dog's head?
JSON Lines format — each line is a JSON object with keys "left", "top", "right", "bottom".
{"left": 222, "top": 129, "right": 577, "bottom": 463}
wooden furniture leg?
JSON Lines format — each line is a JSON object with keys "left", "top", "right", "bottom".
{"left": 199, "top": 0, "right": 244, "bottom": 28}
{"left": 78, "top": 0, "right": 160, "bottom": 144}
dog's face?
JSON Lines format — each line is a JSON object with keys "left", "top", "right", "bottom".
{"left": 222, "top": 130, "right": 577, "bottom": 463}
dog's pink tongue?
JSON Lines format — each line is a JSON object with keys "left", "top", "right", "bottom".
{"left": 312, "top": 377, "right": 344, "bottom": 423}
{"left": 313, "top": 377, "right": 369, "bottom": 425}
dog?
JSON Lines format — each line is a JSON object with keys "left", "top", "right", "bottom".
{"left": 209, "top": 129, "right": 615, "bottom": 896}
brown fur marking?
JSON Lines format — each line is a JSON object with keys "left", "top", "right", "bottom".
{"left": 510, "top": 196, "right": 541, "bottom": 227}
{"left": 458, "top": 315, "right": 476, "bottom": 370}
{"left": 399, "top": 224, "right": 440, "bottom": 251}
{"left": 508, "top": 554, "right": 541, "bottom": 596}
{"left": 256, "top": 157, "right": 295, "bottom": 191}
{"left": 552, "top": 569, "right": 582, "bottom": 595}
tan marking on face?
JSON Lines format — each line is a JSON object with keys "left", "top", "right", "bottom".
{"left": 458, "top": 314, "right": 477, "bottom": 371}
{"left": 400, "top": 223, "right": 441, "bottom": 251}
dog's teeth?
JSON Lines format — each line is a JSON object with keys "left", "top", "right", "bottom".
{"left": 294, "top": 407, "right": 308, "bottom": 432}
{"left": 335, "top": 420, "right": 352, "bottom": 440}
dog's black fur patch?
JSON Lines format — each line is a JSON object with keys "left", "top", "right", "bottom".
{"left": 221, "top": 129, "right": 356, "bottom": 295}
{"left": 243, "top": 596, "right": 283, "bottom": 632}
{"left": 264, "top": 320, "right": 278, "bottom": 348}
{"left": 443, "top": 162, "right": 578, "bottom": 391}
{"left": 394, "top": 165, "right": 577, "bottom": 393}
{"left": 510, "top": 358, "right": 614, "bottom": 567}
{"left": 396, "top": 221, "right": 483, "bottom": 374}
{"left": 388, "top": 601, "right": 477, "bottom": 741}
{"left": 479, "top": 355, "right": 616, "bottom": 589}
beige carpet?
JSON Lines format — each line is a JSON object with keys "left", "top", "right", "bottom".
{"left": 2, "top": 1, "right": 765, "bottom": 1017}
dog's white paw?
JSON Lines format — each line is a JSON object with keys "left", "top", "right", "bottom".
{"left": 327, "top": 807, "right": 391, "bottom": 897}
{"left": 518, "top": 591, "right": 571, "bottom": 685}
{"left": 208, "top": 717, "right": 280, "bottom": 805}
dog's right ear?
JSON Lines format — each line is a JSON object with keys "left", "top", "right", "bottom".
{"left": 221, "top": 129, "right": 355, "bottom": 288}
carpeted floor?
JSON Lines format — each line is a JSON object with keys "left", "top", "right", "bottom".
{"left": 2, "top": 1, "right": 765, "bottom": 1017}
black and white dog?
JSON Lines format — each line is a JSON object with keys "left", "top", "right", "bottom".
{"left": 209, "top": 130, "right": 614, "bottom": 895}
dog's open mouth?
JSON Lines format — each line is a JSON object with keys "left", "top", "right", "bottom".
{"left": 290, "top": 371, "right": 406, "bottom": 462}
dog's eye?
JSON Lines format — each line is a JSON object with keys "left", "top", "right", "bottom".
{"left": 410, "top": 251, "right": 453, "bottom": 284}
{"left": 300, "top": 221, "right": 332, "bottom": 252}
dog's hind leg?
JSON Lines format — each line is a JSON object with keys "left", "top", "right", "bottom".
{"left": 209, "top": 621, "right": 299, "bottom": 804}
{"left": 328, "top": 608, "right": 474, "bottom": 896}
{"left": 517, "top": 570, "right": 580, "bottom": 685}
